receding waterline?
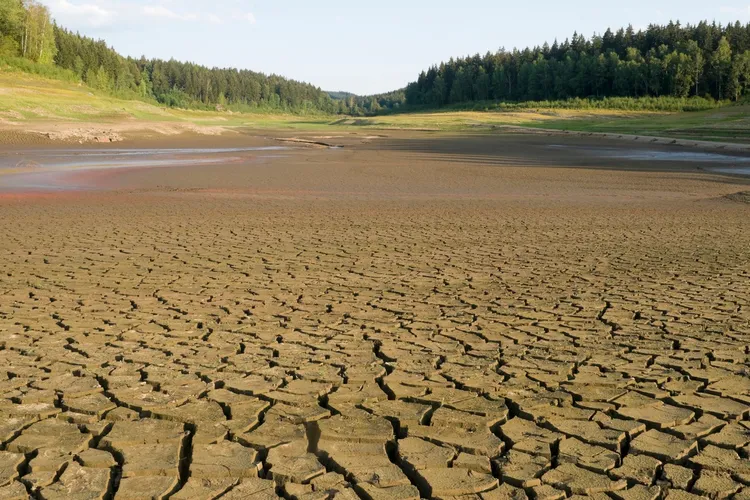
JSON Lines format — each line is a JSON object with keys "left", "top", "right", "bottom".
{"left": 0, "top": 146, "right": 289, "bottom": 170}
{"left": 0, "top": 146, "right": 291, "bottom": 191}
{"left": 710, "top": 167, "right": 750, "bottom": 176}
{"left": 547, "top": 145, "right": 750, "bottom": 164}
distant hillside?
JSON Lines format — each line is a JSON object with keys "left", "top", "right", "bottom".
{"left": 0, "top": 71, "right": 345, "bottom": 144}
{"left": 327, "top": 89, "right": 407, "bottom": 115}
{"left": 356, "top": 89, "right": 407, "bottom": 114}
{"left": 406, "top": 21, "right": 750, "bottom": 108}
{"left": 327, "top": 91, "right": 358, "bottom": 100}
{"left": 0, "top": 0, "right": 354, "bottom": 114}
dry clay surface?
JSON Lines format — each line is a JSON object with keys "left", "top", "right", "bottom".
{"left": 0, "top": 134, "right": 749, "bottom": 499}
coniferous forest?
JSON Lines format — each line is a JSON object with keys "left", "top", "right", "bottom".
{"left": 4, "top": 1, "right": 750, "bottom": 114}
{"left": 405, "top": 22, "right": 750, "bottom": 108}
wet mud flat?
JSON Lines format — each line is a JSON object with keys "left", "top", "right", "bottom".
{"left": 2, "top": 131, "right": 750, "bottom": 194}
{"left": 0, "top": 131, "right": 748, "bottom": 499}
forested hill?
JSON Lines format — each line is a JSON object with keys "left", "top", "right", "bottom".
{"left": 55, "top": 25, "right": 336, "bottom": 112}
{"left": 0, "top": 0, "right": 345, "bottom": 113}
{"left": 405, "top": 22, "right": 750, "bottom": 107}
{"left": 329, "top": 89, "right": 408, "bottom": 115}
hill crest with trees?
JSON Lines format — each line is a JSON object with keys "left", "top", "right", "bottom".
{"left": 0, "top": 0, "right": 348, "bottom": 113}
{"left": 404, "top": 22, "right": 750, "bottom": 108}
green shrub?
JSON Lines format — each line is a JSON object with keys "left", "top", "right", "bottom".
{"left": 0, "top": 56, "right": 80, "bottom": 83}
{"left": 385, "top": 96, "right": 725, "bottom": 115}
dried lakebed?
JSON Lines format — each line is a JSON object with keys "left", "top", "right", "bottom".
{"left": 0, "top": 132, "right": 748, "bottom": 499}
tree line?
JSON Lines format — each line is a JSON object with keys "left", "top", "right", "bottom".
{"left": 335, "top": 89, "right": 407, "bottom": 116}
{"left": 0, "top": 0, "right": 348, "bottom": 113}
{"left": 4, "top": 4, "right": 750, "bottom": 114}
{"left": 404, "top": 21, "right": 750, "bottom": 108}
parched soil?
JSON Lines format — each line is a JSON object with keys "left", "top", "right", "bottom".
{"left": 725, "top": 191, "right": 750, "bottom": 204}
{"left": 0, "top": 132, "right": 749, "bottom": 499}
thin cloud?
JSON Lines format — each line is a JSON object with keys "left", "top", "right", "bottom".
{"left": 50, "top": 0, "right": 115, "bottom": 27}
{"left": 719, "top": 5, "right": 750, "bottom": 15}
{"left": 235, "top": 12, "right": 256, "bottom": 24}
{"left": 46, "top": 1, "right": 251, "bottom": 28}
{"left": 142, "top": 5, "right": 198, "bottom": 21}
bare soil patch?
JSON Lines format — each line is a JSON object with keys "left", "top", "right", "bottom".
{"left": 725, "top": 191, "right": 750, "bottom": 203}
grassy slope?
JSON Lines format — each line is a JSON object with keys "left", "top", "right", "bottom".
{"left": 524, "top": 106, "right": 750, "bottom": 142}
{"left": 2, "top": 70, "right": 749, "bottom": 143}
{"left": 337, "top": 106, "right": 750, "bottom": 143}
{"left": 0, "top": 71, "right": 333, "bottom": 130}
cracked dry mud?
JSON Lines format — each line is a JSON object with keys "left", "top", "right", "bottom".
{"left": 0, "top": 132, "right": 749, "bottom": 500}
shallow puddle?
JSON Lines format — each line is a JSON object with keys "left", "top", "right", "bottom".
{"left": 547, "top": 145, "right": 750, "bottom": 164}
{"left": 0, "top": 146, "right": 289, "bottom": 190}
{"left": 709, "top": 167, "right": 750, "bottom": 176}
{"left": 0, "top": 146, "right": 287, "bottom": 169}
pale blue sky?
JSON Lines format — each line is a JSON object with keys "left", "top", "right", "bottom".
{"left": 44, "top": 0, "right": 750, "bottom": 95}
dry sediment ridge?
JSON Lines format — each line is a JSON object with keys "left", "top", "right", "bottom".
{"left": 725, "top": 191, "right": 750, "bottom": 204}
{"left": 0, "top": 133, "right": 748, "bottom": 499}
